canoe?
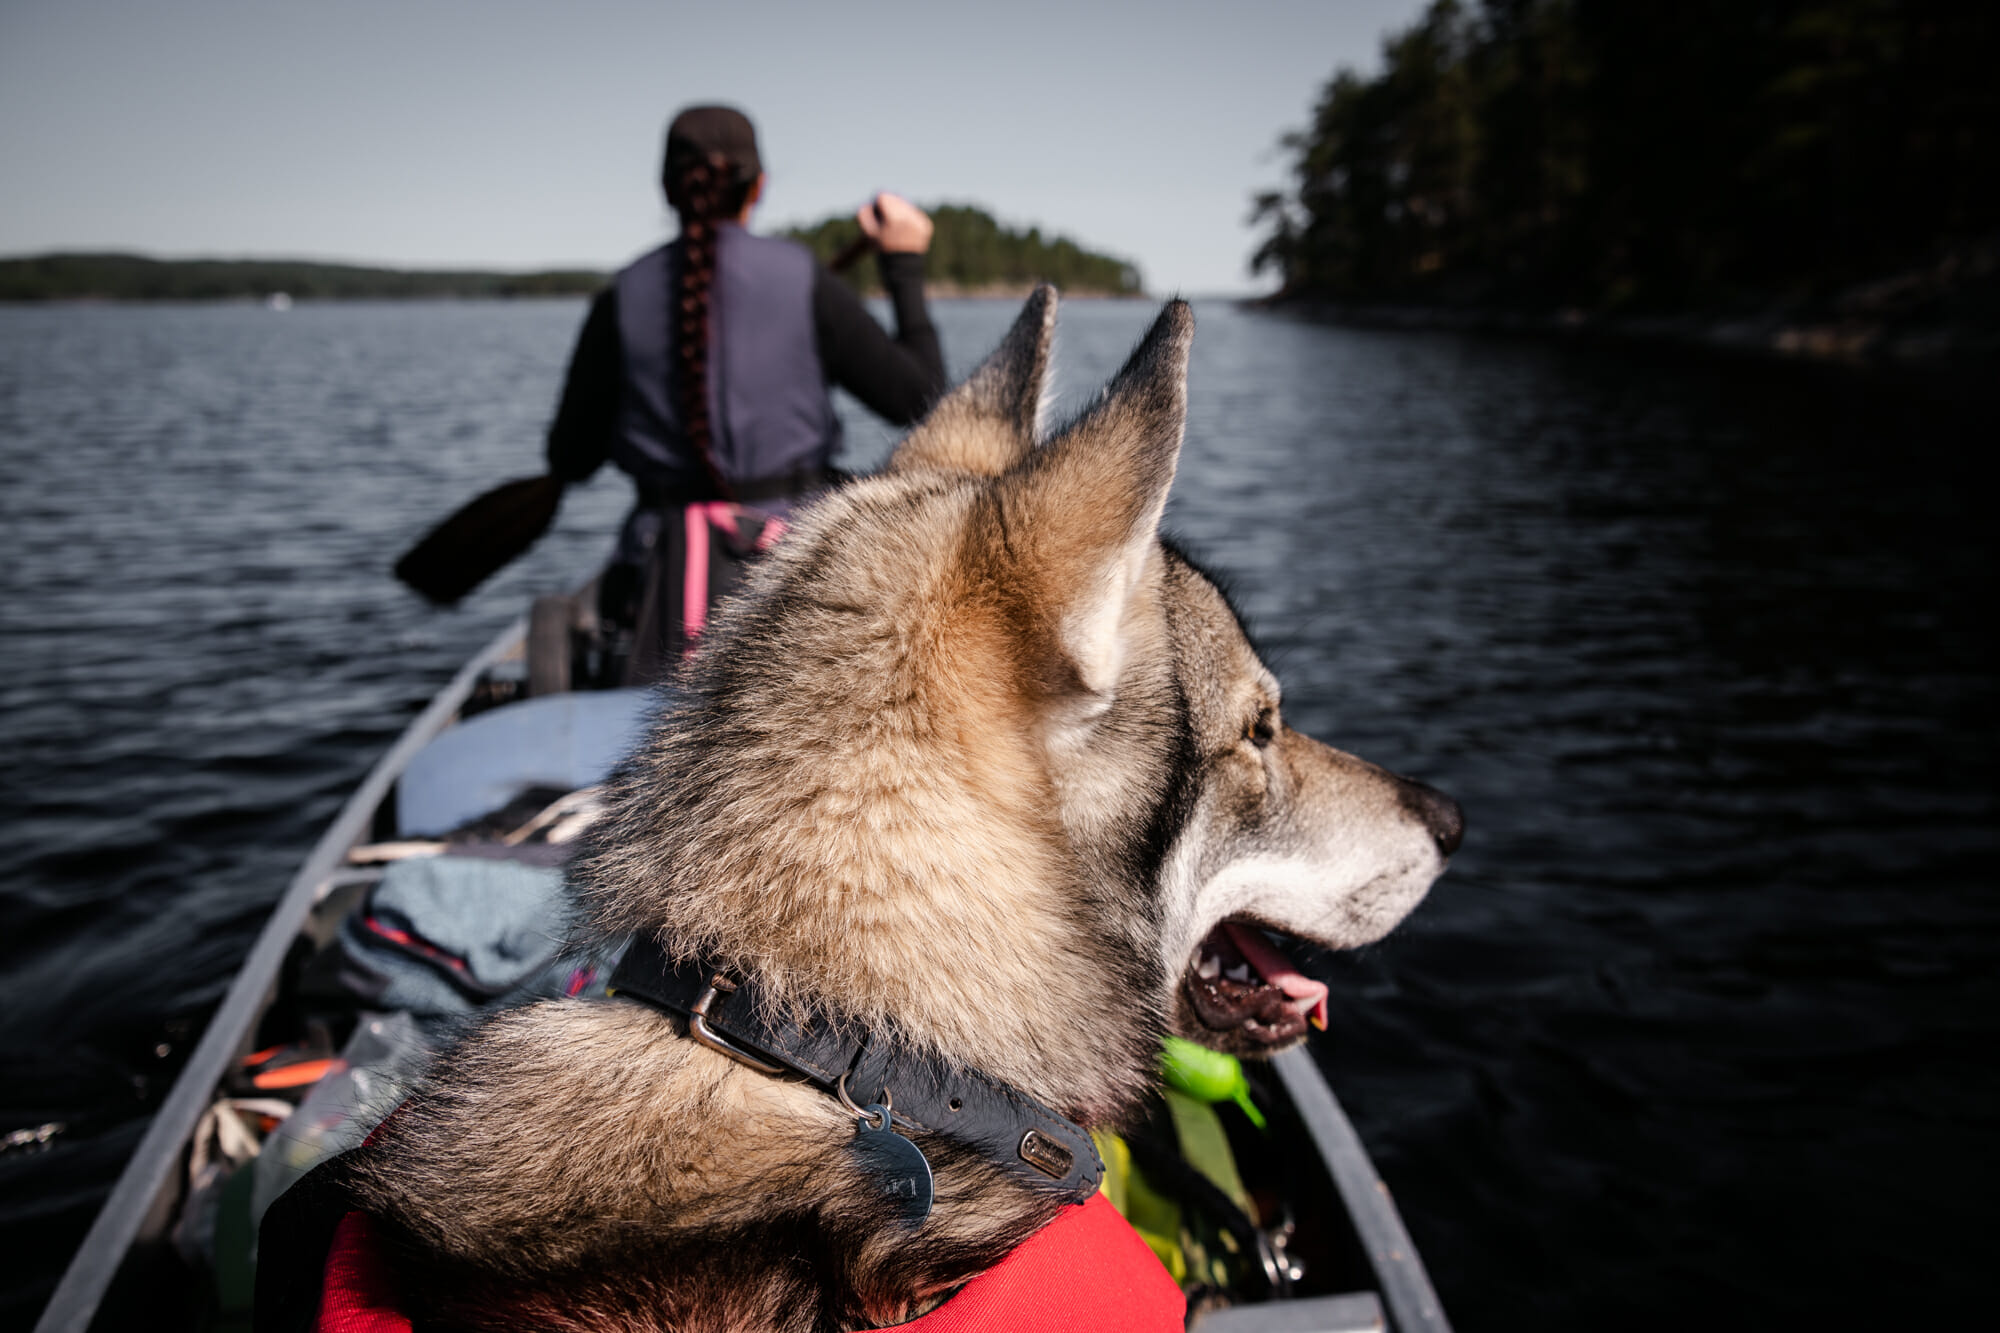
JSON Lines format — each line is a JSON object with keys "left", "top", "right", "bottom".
{"left": 33, "top": 611, "right": 1451, "bottom": 1333}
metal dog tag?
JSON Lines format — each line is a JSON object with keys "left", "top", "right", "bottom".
{"left": 849, "top": 1104, "right": 933, "bottom": 1227}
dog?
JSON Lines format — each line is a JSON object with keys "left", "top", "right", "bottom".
{"left": 339, "top": 290, "right": 1461, "bottom": 1330}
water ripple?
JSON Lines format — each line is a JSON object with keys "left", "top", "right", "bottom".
{"left": 1, "top": 299, "right": 1992, "bottom": 1327}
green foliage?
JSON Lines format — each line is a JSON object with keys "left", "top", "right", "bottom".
{"left": 1252, "top": 0, "right": 2000, "bottom": 310}
{"left": 0, "top": 253, "right": 606, "bottom": 302}
{"left": 784, "top": 205, "right": 1141, "bottom": 295}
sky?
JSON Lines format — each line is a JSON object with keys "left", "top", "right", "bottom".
{"left": 0, "top": 0, "right": 1427, "bottom": 296}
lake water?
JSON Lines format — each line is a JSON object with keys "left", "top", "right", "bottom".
{"left": 1, "top": 297, "right": 1991, "bottom": 1328}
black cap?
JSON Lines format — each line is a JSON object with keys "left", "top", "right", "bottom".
{"left": 664, "top": 104, "right": 762, "bottom": 189}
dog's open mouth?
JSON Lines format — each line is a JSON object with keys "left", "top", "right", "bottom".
{"left": 1184, "top": 920, "right": 1330, "bottom": 1045}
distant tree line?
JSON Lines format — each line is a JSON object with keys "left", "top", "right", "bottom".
{"left": 0, "top": 254, "right": 607, "bottom": 302}
{"left": 785, "top": 205, "right": 1142, "bottom": 296}
{"left": 1252, "top": 0, "right": 1999, "bottom": 311}
{"left": 3, "top": 210, "right": 1143, "bottom": 303}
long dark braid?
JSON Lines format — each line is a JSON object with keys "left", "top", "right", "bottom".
{"left": 666, "top": 149, "right": 753, "bottom": 499}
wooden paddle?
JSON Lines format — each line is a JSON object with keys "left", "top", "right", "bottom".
{"left": 393, "top": 473, "right": 564, "bottom": 605}
{"left": 828, "top": 198, "right": 887, "bottom": 274}
{"left": 393, "top": 218, "right": 883, "bottom": 605}
{"left": 828, "top": 233, "right": 875, "bottom": 273}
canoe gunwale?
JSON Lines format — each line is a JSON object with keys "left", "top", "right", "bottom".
{"left": 33, "top": 616, "right": 527, "bottom": 1333}
{"left": 1271, "top": 1048, "right": 1451, "bottom": 1333}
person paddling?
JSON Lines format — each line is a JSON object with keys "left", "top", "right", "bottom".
{"left": 544, "top": 104, "right": 944, "bottom": 680}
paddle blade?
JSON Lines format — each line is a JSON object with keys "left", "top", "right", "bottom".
{"left": 393, "top": 475, "right": 564, "bottom": 605}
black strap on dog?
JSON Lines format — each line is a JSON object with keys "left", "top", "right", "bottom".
{"left": 608, "top": 935, "right": 1102, "bottom": 1205}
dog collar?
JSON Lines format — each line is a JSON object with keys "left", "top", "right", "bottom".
{"left": 608, "top": 935, "right": 1102, "bottom": 1205}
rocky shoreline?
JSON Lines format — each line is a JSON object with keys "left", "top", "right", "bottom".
{"left": 1264, "top": 237, "right": 1999, "bottom": 380}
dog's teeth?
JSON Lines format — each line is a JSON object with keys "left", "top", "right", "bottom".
{"left": 1196, "top": 954, "right": 1221, "bottom": 980}
{"left": 1225, "top": 963, "right": 1254, "bottom": 983}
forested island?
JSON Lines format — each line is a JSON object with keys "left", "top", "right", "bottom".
{"left": 0, "top": 253, "right": 606, "bottom": 302}
{"left": 1251, "top": 0, "right": 1996, "bottom": 362}
{"left": 785, "top": 205, "right": 1142, "bottom": 297}
{"left": 2, "top": 205, "right": 1142, "bottom": 303}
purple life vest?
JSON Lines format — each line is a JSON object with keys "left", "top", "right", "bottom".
{"left": 611, "top": 224, "right": 841, "bottom": 494}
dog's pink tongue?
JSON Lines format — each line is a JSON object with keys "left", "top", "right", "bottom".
{"left": 1221, "top": 922, "right": 1329, "bottom": 1031}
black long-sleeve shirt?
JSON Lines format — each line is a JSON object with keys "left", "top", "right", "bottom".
{"left": 545, "top": 250, "right": 944, "bottom": 484}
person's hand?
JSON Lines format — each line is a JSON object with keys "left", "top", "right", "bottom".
{"left": 858, "top": 192, "right": 933, "bottom": 254}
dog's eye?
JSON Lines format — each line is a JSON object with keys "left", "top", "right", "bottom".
{"left": 1247, "top": 708, "right": 1277, "bottom": 748}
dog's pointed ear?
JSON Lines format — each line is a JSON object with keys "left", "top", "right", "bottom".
{"left": 887, "top": 284, "right": 1057, "bottom": 476}
{"left": 997, "top": 299, "right": 1192, "bottom": 701}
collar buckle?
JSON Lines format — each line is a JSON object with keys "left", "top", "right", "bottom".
{"left": 688, "top": 974, "right": 786, "bottom": 1075}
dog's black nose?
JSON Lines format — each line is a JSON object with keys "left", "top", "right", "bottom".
{"left": 1395, "top": 778, "right": 1464, "bottom": 857}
